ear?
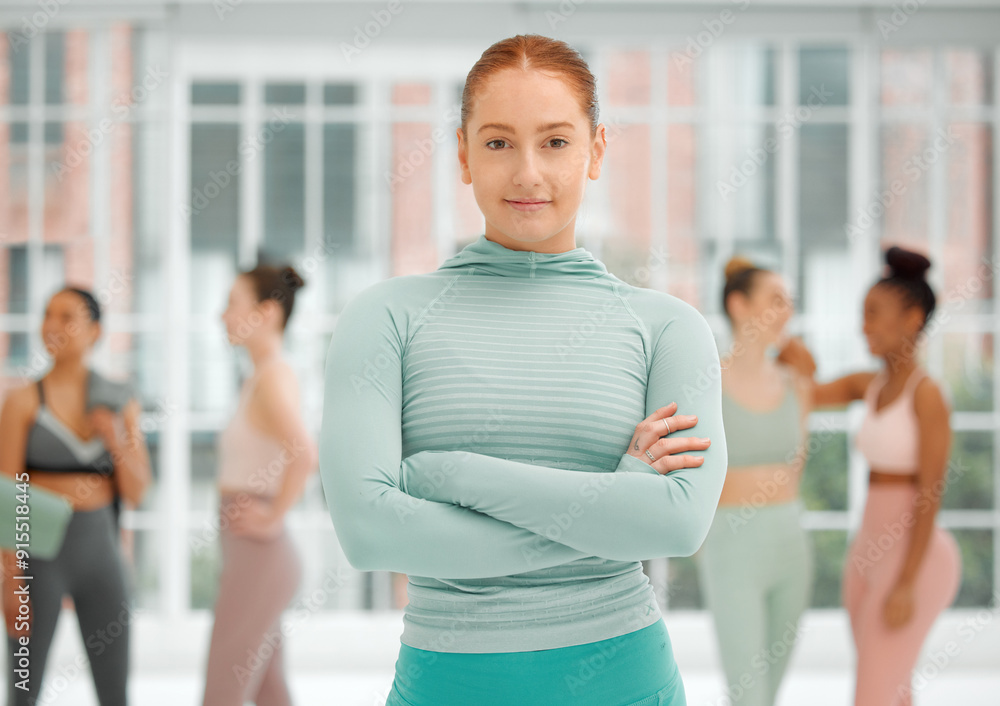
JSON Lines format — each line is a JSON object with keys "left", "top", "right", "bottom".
{"left": 588, "top": 123, "right": 608, "bottom": 181}
{"left": 726, "top": 290, "right": 749, "bottom": 321}
{"left": 904, "top": 304, "right": 926, "bottom": 334}
{"left": 260, "top": 298, "right": 283, "bottom": 328}
{"left": 457, "top": 128, "right": 472, "bottom": 185}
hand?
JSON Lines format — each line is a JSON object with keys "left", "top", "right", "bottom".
{"left": 776, "top": 337, "right": 816, "bottom": 378}
{"left": 626, "top": 402, "right": 711, "bottom": 475}
{"left": 228, "top": 498, "right": 284, "bottom": 540}
{"left": 87, "top": 407, "right": 120, "bottom": 449}
{"left": 883, "top": 581, "right": 915, "bottom": 629}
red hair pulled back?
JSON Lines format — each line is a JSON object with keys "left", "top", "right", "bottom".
{"left": 460, "top": 34, "right": 600, "bottom": 135}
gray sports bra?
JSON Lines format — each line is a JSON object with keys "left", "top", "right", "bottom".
{"left": 24, "top": 369, "right": 131, "bottom": 476}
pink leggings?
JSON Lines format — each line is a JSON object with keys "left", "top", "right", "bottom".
{"left": 842, "top": 484, "right": 961, "bottom": 706}
{"left": 202, "top": 507, "right": 302, "bottom": 706}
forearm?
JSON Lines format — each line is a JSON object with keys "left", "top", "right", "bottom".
{"left": 107, "top": 431, "right": 151, "bottom": 507}
{"left": 896, "top": 492, "right": 939, "bottom": 586}
{"left": 401, "top": 447, "right": 726, "bottom": 561}
{"left": 326, "top": 480, "right": 588, "bottom": 578}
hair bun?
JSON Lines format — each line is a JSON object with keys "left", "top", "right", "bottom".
{"left": 282, "top": 266, "right": 306, "bottom": 291}
{"left": 724, "top": 256, "right": 756, "bottom": 282}
{"left": 885, "top": 246, "right": 931, "bottom": 281}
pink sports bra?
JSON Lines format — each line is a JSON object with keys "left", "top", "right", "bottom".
{"left": 217, "top": 358, "right": 288, "bottom": 497}
{"left": 854, "top": 366, "right": 928, "bottom": 474}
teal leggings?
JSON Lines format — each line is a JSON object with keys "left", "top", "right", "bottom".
{"left": 696, "top": 499, "right": 813, "bottom": 706}
{"left": 385, "top": 619, "right": 685, "bottom": 706}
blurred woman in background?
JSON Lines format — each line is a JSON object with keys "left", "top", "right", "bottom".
{"left": 201, "top": 264, "right": 318, "bottom": 706}
{"left": 785, "top": 246, "right": 961, "bottom": 706}
{"left": 1, "top": 286, "right": 151, "bottom": 706}
{"left": 695, "top": 257, "right": 814, "bottom": 706}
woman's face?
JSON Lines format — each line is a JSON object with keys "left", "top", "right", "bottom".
{"left": 221, "top": 275, "right": 274, "bottom": 346}
{"left": 41, "top": 291, "right": 99, "bottom": 359}
{"left": 457, "top": 68, "right": 606, "bottom": 251}
{"left": 730, "top": 272, "right": 793, "bottom": 343}
{"left": 862, "top": 284, "right": 923, "bottom": 356}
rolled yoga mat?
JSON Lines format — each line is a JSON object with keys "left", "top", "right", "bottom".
{"left": 0, "top": 475, "right": 74, "bottom": 560}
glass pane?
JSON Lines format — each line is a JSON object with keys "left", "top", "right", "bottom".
{"left": 879, "top": 124, "right": 930, "bottom": 246}
{"left": 8, "top": 36, "right": 30, "bottom": 105}
{"left": 11, "top": 122, "right": 28, "bottom": 143}
{"left": 190, "top": 528, "right": 222, "bottom": 609}
{"left": 323, "top": 83, "right": 357, "bottom": 105}
{"left": 600, "top": 124, "right": 651, "bottom": 276}
{"left": 942, "top": 432, "right": 993, "bottom": 510}
{"left": 136, "top": 429, "right": 161, "bottom": 513}
{"left": 8, "top": 246, "right": 28, "bottom": 313}
{"left": 799, "top": 124, "right": 848, "bottom": 246}
{"left": 390, "top": 122, "right": 436, "bottom": 274}
{"left": 133, "top": 120, "right": 167, "bottom": 315}
{"left": 881, "top": 49, "right": 933, "bottom": 106}
{"left": 263, "top": 123, "right": 305, "bottom": 260}
{"left": 667, "top": 48, "right": 697, "bottom": 107}
{"left": 952, "top": 529, "right": 993, "bottom": 607}
{"left": 943, "top": 333, "right": 993, "bottom": 412}
{"left": 945, "top": 123, "right": 993, "bottom": 312}
{"left": 945, "top": 50, "right": 994, "bottom": 106}
{"left": 607, "top": 50, "right": 650, "bottom": 106}
{"left": 130, "top": 529, "right": 161, "bottom": 610}
{"left": 732, "top": 124, "right": 777, "bottom": 243}
{"left": 666, "top": 124, "right": 700, "bottom": 304}
{"left": 191, "top": 82, "right": 240, "bottom": 105}
{"left": 323, "top": 123, "right": 356, "bottom": 256}
{"left": 44, "top": 31, "right": 65, "bottom": 105}
{"left": 189, "top": 122, "right": 240, "bottom": 318}
{"left": 189, "top": 331, "right": 237, "bottom": 414}
{"left": 392, "top": 82, "right": 432, "bottom": 106}
{"left": 800, "top": 431, "right": 848, "bottom": 511}
{"left": 264, "top": 82, "right": 305, "bottom": 105}
{"left": 44, "top": 120, "right": 90, "bottom": 242}
{"left": 799, "top": 47, "right": 849, "bottom": 105}
{"left": 666, "top": 555, "right": 702, "bottom": 609}
{"left": 43, "top": 121, "right": 62, "bottom": 144}
{"left": 810, "top": 530, "right": 847, "bottom": 607}
{"left": 190, "top": 429, "right": 222, "bottom": 511}
{"left": 734, "top": 45, "right": 776, "bottom": 106}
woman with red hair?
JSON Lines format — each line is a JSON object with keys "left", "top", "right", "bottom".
{"left": 321, "top": 35, "right": 727, "bottom": 705}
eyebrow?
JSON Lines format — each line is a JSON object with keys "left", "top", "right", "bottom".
{"left": 477, "top": 121, "right": 577, "bottom": 135}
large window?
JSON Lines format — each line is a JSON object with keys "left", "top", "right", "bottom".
{"left": 2, "top": 18, "right": 996, "bottom": 618}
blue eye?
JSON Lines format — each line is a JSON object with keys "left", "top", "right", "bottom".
{"left": 486, "top": 139, "right": 507, "bottom": 150}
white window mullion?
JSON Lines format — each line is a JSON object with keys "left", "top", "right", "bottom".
{"left": 164, "top": 45, "right": 192, "bottom": 618}
{"left": 90, "top": 27, "right": 112, "bottom": 365}
{"left": 239, "top": 79, "right": 262, "bottom": 270}
{"left": 27, "top": 33, "right": 45, "bottom": 358}
{"left": 992, "top": 45, "right": 1000, "bottom": 608}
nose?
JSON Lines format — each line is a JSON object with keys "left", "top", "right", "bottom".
{"left": 512, "top": 148, "right": 543, "bottom": 188}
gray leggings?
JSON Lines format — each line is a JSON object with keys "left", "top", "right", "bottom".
{"left": 6, "top": 504, "right": 131, "bottom": 706}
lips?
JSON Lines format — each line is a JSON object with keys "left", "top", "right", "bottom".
{"left": 506, "top": 198, "right": 550, "bottom": 212}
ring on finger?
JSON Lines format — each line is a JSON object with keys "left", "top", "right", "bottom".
{"left": 645, "top": 449, "right": 656, "bottom": 462}
{"left": 662, "top": 418, "right": 671, "bottom": 434}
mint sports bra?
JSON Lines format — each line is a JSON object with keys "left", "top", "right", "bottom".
{"left": 721, "top": 366, "right": 804, "bottom": 468}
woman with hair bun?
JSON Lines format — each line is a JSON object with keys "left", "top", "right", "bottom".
{"left": 201, "top": 264, "right": 318, "bottom": 706}
{"left": 784, "top": 246, "right": 961, "bottom": 706}
{"left": 696, "top": 256, "right": 814, "bottom": 706}
{"left": 321, "top": 34, "right": 728, "bottom": 705}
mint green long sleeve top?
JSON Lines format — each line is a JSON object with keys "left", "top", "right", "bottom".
{"left": 319, "top": 234, "right": 728, "bottom": 652}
